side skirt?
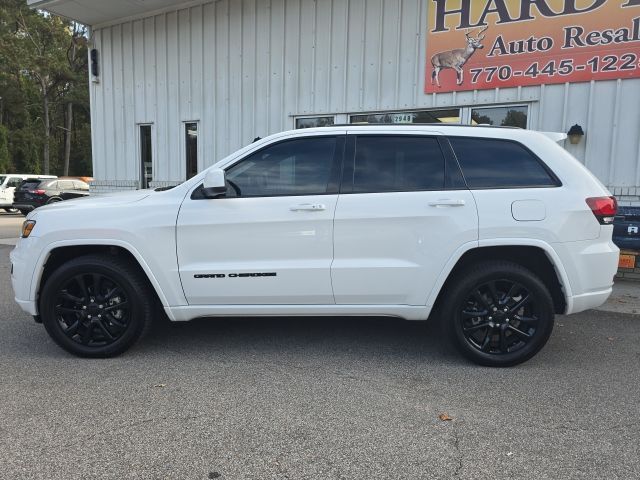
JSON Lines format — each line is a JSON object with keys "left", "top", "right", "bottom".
{"left": 165, "top": 304, "right": 431, "bottom": 322}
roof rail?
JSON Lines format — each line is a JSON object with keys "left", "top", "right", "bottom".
{"left": 327, "top": 123, "right": 522, "bottom": 129}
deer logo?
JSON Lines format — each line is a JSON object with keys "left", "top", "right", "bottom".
{"left": 431, "top": 26, "right": 488, "bottom": 87}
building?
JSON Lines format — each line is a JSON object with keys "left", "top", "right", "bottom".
{"left": 29, "top": 0, "right": 640, "bottom": 204}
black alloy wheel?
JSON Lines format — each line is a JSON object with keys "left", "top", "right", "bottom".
{"left": 40, "top": 254, "right": 153, "bottom": 357}
{"left": 460, "top": 279, "right": 539, "bottom": 355}
{"left": 441, "top": 261, "right": 555, "bottom": 367}
{"left": 53, "top": 273, "right": 131, "bottom": 347}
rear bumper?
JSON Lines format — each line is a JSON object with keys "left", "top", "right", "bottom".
{"left": 553, "top": 236, "right": 619, "bottom": 315}
{"left": 568, "top": 288, "right": 613, "bottom": 315}
{"left": 12, "top": 204, "right": 36, "bottom": 212}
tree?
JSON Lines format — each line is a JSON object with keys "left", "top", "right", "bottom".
{"left": 0, "top": 124, "right": 10, "bottom": 172}
{"left": 502, "top": 109, "right": 527, "bottom": 129}
{"left": 0, "top": 0, "right": 91, "bottom": 176}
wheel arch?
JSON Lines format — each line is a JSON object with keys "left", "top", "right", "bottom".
{"left": 32, "top": 240, "right": 170, "bottom": 314}
{"left": 427, "top": 240, "right": 571, "bottom": 316}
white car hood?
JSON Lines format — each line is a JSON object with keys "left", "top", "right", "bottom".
{"left": 30, "top": 190, "right": 151, "bottom": 216}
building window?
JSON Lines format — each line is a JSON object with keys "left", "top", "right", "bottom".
{"left": 185, "top": 122, "right": 198, "bottom": 179}
{"left": 139, "top": 125, "right": 153, "bottom": 189}
{"left": 350, "top": 109, "right": 461, "bottom": 125}
{"left": 470, "top": 105, "right": 528, "bottom": 129}
{"left": 295, "top": 116, "right": 335, "bottom": 129}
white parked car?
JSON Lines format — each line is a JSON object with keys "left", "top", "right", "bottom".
{"left": 10, "top": 125, "right": 619, "bottom": 366}
{"left": 0, "top": 174, "right": 57, "bottom": 213}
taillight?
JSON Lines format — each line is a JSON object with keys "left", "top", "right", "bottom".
{"left": 29, "top": 189, "right": 46, "bottom": 195}
{"left": 586, "top": 196, "right": 617, "bottom": 225}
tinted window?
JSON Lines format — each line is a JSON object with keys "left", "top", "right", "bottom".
{"left": 225, "top": 137, "right": 338, "bottom": 197}
{"left": 7, "top": 177, "right": 23, "bottom": 188}
{"left": 352, "top": 136, "right": 445, "bottom": 193}
{"left": 19, "top": 180, "right": 42, "bottom": 191}
{"left": 449, "top": 137, "right": 557, "bottom": 188}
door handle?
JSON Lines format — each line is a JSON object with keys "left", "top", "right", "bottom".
{"left": 290, "top": 203, "right": 327, "bottom": 211}
{"left": 428, "top": 199, "right": 466, "bottom": 207}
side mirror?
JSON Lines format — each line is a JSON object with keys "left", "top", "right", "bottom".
{"left": 202, "top": 168, "right": 227, "bottom": 198}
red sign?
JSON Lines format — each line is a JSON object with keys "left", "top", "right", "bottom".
{"left": 425, "top": 0, "right": 640, "bottom": 93}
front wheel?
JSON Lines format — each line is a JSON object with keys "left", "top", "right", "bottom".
{"left": 40, "top": 254, "right": 153, "bottom": 357}
{"left": 441, "top": 261, "right": 555, "bottom": 367}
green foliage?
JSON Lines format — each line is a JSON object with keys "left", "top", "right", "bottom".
{"left": 0, "top": 0, "right": 92, "bottom": 175}
{"left": 0, "top": 124, "right": 9, "bottom": 171}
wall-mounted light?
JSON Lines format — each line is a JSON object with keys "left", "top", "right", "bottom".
{"left": 567, "top": 124, "right": 584, "bottom": 145}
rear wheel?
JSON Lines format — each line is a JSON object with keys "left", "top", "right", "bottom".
{"left": 40, "top": 254, "right": 153, "bottom": 357}
{"left": 441, "top": 261, "right": 555, "bottom": 367}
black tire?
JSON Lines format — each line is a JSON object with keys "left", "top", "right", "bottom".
{"left": 19, "top": 209, "right": 29, "bottom": 216}
{"left": 40, "top": 254, "right": 153, "bottom": 358}
{"left": 3, "top": 207, "right": 18, "bottom": 213}
{"left": 440, "top": 261, "right": 554, "bottom": 367}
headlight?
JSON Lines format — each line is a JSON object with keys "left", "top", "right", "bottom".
{"left": 21, "top": 220, "right": 36, "bottom": 238}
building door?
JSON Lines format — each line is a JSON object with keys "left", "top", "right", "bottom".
{"left": 176, "top": 134, "right": 344, "bottom": 305}
{"left": 331, "top": 133, "right": 478, "bottom": 305}
{"left": 139, "top": 125, "right": 153, "bottom": 189}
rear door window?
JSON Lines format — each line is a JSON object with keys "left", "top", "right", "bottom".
{"left": 351, "top": 136, "right": 446, "bottom": 193}
{"left": 448, "top": 137, "right": 559, "bottom": 189}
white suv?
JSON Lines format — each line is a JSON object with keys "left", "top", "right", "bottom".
{"left": 10, "top": 125, "right": 619, "bottom": 366}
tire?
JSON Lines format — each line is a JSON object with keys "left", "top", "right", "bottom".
{"left": 47, "top": 198, "right": 62, "bottom": 204}
{"left": 440, "top": 261, "right": 555, "bottom": 367}
{"left": 40, "top": 254, "right": 153, "bottom": 358}
{"left": 3, "top": 208, "right": 18, "bottom": 213}
{"left": 19, "top": 209, "right": 29, "bottom": 216}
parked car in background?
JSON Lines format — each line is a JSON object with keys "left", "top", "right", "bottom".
{"left": 12, "top": 178, "right": 90, "bottom": 215}
{"left": 0, "top": 174, "right": 57, "bottom": 213}
{"left": 613, "top": 206, "right": 640, "bottom": 251}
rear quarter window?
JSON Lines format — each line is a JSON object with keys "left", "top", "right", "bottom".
{"left": 448, "top": 137, "right": 559, "bottom": 189}
{"left": 19, "top": 180, "right": 42, "bottom": 190}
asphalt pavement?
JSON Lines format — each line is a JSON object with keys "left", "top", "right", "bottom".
{"left": 0, "top": 211, "right": 22, "bottom": 244}
{"left": 0, "top": 212, "right": 639, "bottom": 479}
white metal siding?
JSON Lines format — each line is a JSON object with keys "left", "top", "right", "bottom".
{"left": 89, "top": 0, "right": 640, "bottom": 201}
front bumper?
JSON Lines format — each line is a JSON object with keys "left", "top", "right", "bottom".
{"left": 10, "top": 236, "right": 41, "bottom": 316}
